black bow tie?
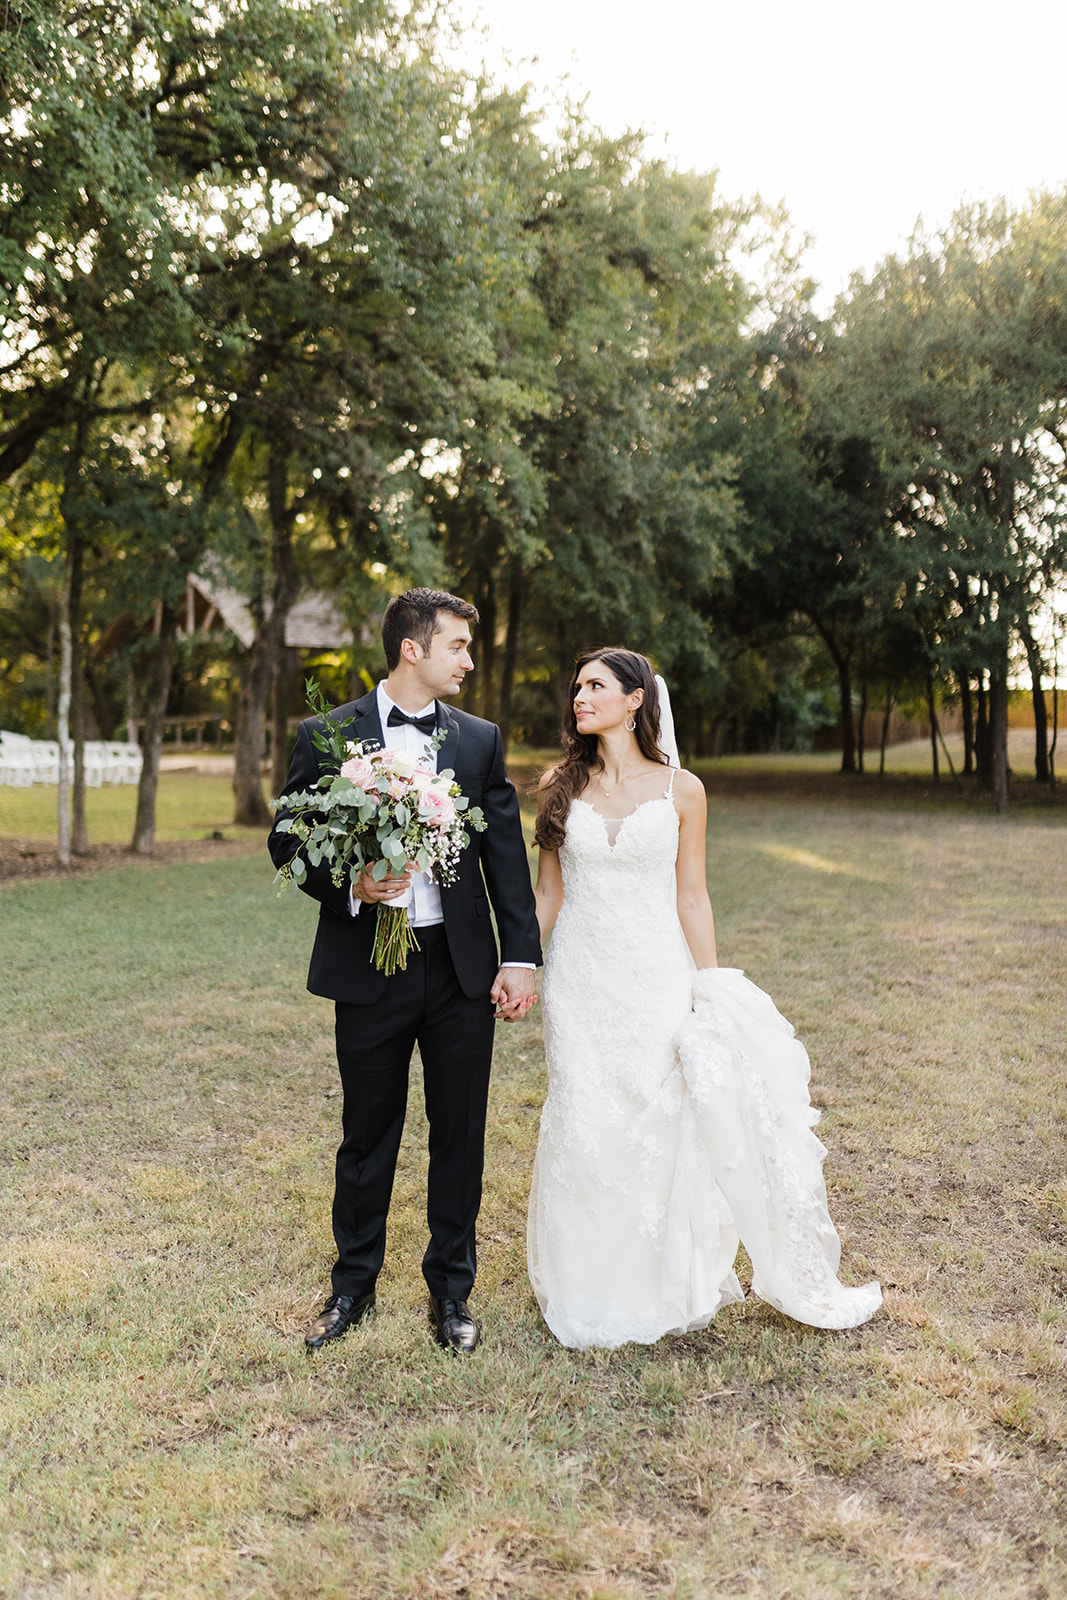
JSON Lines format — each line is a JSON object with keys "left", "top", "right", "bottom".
{"left": 387, "top": 706, "right": 437, "bottom": 735}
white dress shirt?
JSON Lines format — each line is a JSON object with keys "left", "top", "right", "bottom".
{"left": 348, "top": 682, "right": 534, "bottom": 971}
{"left": 349, "top": 681, "right": 443, "bottom": 925}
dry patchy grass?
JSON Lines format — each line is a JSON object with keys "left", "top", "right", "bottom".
{"left": 1, "top": 778, "right": 1065, "bottom": 1599}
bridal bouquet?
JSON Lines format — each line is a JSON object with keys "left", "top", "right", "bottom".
{"left": 272, "top": 683, "right": 485, "bottom": 974}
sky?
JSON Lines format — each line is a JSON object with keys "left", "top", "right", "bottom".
{"left": 453, "top": 0, "right": 1067, "bottom": 307}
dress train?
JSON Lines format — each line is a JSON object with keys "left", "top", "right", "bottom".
{"left": 526, "top": 786, "right": 880, "bottom": 1350}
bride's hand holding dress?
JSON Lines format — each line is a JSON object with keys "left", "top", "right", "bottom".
{"left": 526, "top": 649, "right": 881, "bottom": 1351}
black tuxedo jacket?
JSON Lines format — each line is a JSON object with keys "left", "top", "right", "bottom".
{"left": 267, "top": 691, "right": 542, "bottom": 1003}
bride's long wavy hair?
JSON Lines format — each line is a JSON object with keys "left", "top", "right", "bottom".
{"left": 535, "top": 647, "right": 667, "bottom": 851}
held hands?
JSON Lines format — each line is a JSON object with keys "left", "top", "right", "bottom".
{"left": 350, "top": 865, "right": 537, "bottom": 1023}
{"left": 350, "top": 861, "right": 536, "bottom": 1021}
{"left": 491, "top": 966, "right": 538, "bottom": 1023}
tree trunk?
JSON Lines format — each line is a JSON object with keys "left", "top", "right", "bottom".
{"left": 975, "top": 676, "right": 992, "bottom": 790}
{"left": 1019, "top": 620, "right": 1049, "bottom": 781}
{"left": 233, "top": 451, "right": 300, "bottom": 828}
{"left": 56, "top": 569, "right": 73, "bottom": 867}
{"left": 456, "top": 583, "right": 481, "bottom": 716}
{"left": 121, "top": 399, "right": 250, "bottom": 851}
{"left": 232, "top": 651, "right": 273, "bottom": 826}
{"left": 1050, "top": 668, "right": 1059, "bottom": 786}
{"left": 131, "top": 605, "right": 178, "bottom": 854}
{"left": 959, "top": 674, "right": 974, "bottom": 776}
{"left": 856, "top": 662, "right": 868, "bottom": 774}
{"left": 84, "top": 658, "right": 116, "bottom": 741}
{"left": 479, "top": 566, "right": 498, "bottom": 723}
{"left": 926, "top": 671, "right": 939, "bottom": 783}
{"left": 271, "top": 648, "right": 294, "bottom": 797}
{"left": 990, "top": 655, "right": 1009, "bottom": 813}
{"left": 879, "top": 687, "right": 894, "bottom": 775}
{"left": 555, "top": 621, "right": 572, "bottom": 716}
{"left": 932, "top": 702, "right": 960, "bottom": 787}
{"left": 125, "top": 660, "right": 137, "bottom": 745}
{"left": 836, "top": 656, "right": 856, "bottom": 773}
{"left": 71, "top": 651, "right": 89, "bottom": 854}
{"left": 45, "top": 596, "right": 55, "bottom": 738}
{"left": 811, "top": 619, "right": 855, "bottom": 773}
{"left": 497, "top": 562, "right": 523, "bottom": 752}
{"left": 57, "top": 515, "right": 87, "bottom": 860}
{"left": 991, "top": 469, "right": 1014, "bottom": 812}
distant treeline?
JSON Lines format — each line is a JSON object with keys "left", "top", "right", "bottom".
{"left": 2, "top": 0, "right": 1065, "bottom": 855}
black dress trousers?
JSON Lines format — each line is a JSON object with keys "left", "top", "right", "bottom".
{"left": 331, "top": 925, "right": 496, "bottom": 1301}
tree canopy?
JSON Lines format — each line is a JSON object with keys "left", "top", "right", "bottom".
{"left": 3, "top": 0, "right": 1065, "bottom": 847}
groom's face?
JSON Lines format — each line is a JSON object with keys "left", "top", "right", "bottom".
{"left": 411, "top": 613, "right": 474, "bottom": 699}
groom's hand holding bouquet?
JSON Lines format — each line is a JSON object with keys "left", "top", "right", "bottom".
{"left": 272, "top": 681, "right": 486, "bottom": 974}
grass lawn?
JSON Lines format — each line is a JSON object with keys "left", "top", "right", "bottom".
{"left": 0, "top": 729, "right": 1059, "bottom": 853}
{"left": 1, "top": 774, "right": 1066, "bottom": 1598}
{"left": 0, "top": 770, "right": 264, "bottom": 847}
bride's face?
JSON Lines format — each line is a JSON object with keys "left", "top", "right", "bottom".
{"left": 572, "top": 662, "right": 642, "bottom": 735}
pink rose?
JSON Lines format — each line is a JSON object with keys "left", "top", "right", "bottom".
{"left": 341, "top": 754, "right": 376, "bottom": 791}
{"left": 418, "top": 784, "right": 457, "bottom": 829}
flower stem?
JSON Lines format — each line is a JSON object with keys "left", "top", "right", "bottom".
{"left": 372, "top": 905, "right": 420, "bottom": 975}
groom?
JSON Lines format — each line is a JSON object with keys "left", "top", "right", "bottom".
{"left": 268, "top": 588, "right": 541, "bottom": 1355}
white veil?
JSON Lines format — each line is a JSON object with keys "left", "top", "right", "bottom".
{"left": 654, "top": 674, "right": 679, "bottom": 768}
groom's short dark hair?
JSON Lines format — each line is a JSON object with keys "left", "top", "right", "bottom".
{"left": 381, "top": 588, "right": 479, "bottom": 671}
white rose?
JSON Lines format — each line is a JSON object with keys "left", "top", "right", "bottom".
{"left": 390, "top": 749, "right": 419, "bottom": 779}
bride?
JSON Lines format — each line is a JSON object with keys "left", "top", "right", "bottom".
{"left": 527, "top": 647, "right": 881, "bottom": 1350}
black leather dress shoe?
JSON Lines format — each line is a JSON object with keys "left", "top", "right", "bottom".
{"left": 303, "top": 1291, "right": 376, "bottom": 1350}
{"left": 428, "top": 1295, "right": 480, "bottom": 1354}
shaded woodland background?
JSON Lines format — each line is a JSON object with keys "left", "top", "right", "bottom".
{"left": 3, "top": 0, "right": 1066, "bottom": 845}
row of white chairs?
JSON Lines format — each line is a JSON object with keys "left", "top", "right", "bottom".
{"left": 0, "top": 731, "right": 143, "bottom": 787}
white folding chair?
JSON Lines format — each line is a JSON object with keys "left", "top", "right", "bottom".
{"left": 2, "top": 743, "right": 36, "bottom": 786}
{"left": 107, "top": 741, "right": 142, "bottom": 783}
{"left": 82, "top": 741, "right": 106, "bottom": 787}
{"left": 33, "top": 742, "right": 60, "bottom": 784}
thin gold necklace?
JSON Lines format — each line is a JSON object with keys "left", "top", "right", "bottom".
{"left": 597, "top": 763, "right": 644, "bottom": 798}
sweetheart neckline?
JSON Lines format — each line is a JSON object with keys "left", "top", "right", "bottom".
{"left": 573, "top": 794, "right": 676, "bottom": 849}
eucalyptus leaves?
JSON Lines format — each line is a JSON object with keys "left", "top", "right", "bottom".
{"left": 271, "top": 684, "right": 485, "bottom": 974}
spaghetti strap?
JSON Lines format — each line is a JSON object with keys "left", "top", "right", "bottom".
{"left": 665, "top": 766, "right": 677, "bottom": 800}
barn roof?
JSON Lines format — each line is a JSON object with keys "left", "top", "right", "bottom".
{"left": 188, "top": 569, "right": 350, "bottom": 650}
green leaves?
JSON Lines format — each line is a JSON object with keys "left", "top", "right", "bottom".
{"left": 830, "top": 197, "right": 1067, "bottom": 677}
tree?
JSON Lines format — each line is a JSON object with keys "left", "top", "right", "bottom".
{"left": 3, "top": 0, "right": 476, "bottom": 842}
{"left": 830, "top": 197, "right": 1067, "bottom": 807}
{"left": 494, "top": 139, "right": 753, "bottom": 731}
{"left": 200, "top": 48, "right": 552, "bottom": 819}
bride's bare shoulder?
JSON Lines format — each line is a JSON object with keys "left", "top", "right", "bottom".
{"left": 672, "top": 767, "right": 708, "bottom": 806}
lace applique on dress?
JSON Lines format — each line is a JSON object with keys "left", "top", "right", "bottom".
{"left": 526, "top": 786, "right": 881, "bottom": 1350}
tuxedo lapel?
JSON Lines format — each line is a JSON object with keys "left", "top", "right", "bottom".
{"left": 435, "top": 703, "right": 460, "bottom": 777}
{"left": 345, "top": 690, "right": 384, "bottom": 752}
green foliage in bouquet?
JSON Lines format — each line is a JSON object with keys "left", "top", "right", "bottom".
{"left": 271, "top": 681, "right": 486, "bottom": 973}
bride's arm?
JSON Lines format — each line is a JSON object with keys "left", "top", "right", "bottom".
{"left": 534, "top": 846, "right": 564, "bottom": 940}
{"left": 674, "top": 770, "right": 718, "bottom": 969}
{"left": 532, "top": 766, "right": 565, "bottom": 939}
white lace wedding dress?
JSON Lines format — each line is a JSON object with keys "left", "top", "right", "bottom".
{"left": 527, "top": 777, "right": 882, "bottom": 1350}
